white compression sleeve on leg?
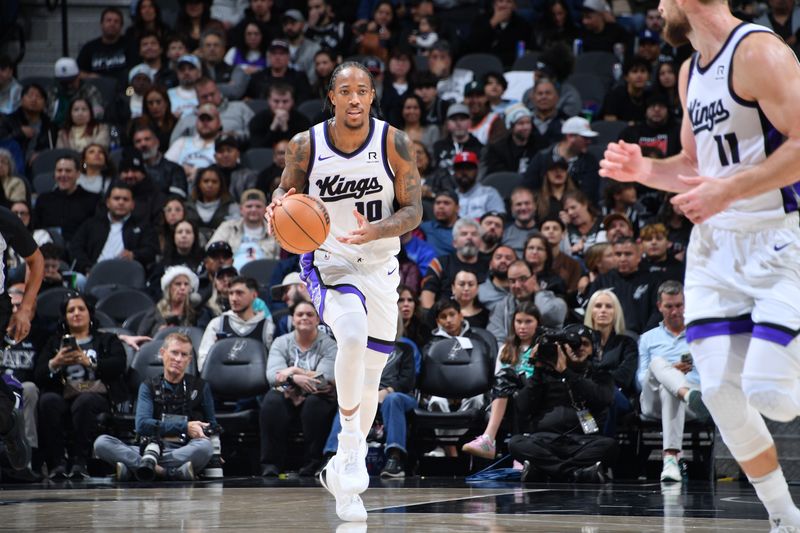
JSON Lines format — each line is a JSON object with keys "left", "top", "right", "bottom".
{"left": 742, "top": 336, "right": 800, "bottom": 423}
{"left": 359, "top": 350, "right": 388, "bottom": 437}
{"left": 329, "top": 300, "right": 369, "bottom": 432}
{"left": 692, "top": 334, "right": 774, "bottom": 462}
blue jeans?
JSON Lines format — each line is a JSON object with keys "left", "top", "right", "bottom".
{"left": 603, "top": 388, "right": 633, "bottom": 437}
{"left": 324, "top": 392, "right": 417, "bottom": 455}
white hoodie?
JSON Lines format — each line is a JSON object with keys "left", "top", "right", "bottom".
{"left": 198, "top": 309, "right": 275, "bottom": 371}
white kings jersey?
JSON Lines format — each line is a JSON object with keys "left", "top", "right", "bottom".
{"left": 305, "top": 117, "right": 400, "bottom": 264}
{"left": 686, "top": 22, "right": 800, "bottom": 229}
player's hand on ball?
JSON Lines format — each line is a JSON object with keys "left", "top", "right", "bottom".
{"left": 265, "top": 187, "right": 296, "bottom": 236}
{"left": 337, "top": 209, "right": 379, "bottom": 245}
{"left": 671, "top": 175, "right": 734, "bottom": 224}
{"left": 599, "top": 140, "right": 652, "bottom": 183}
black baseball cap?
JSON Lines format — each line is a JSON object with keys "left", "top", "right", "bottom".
{"left": 215, "top": 134, "right": 240, "bottom": 151}
{"left": 118, "top": 149, "right": 146, "bottom": 173}
{"left": 480, "top": 210, "right": 505, "bottom": 223}
{"left": 206, "top": 241, "right": 233, "bottom": 258}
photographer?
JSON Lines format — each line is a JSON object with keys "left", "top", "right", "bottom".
{"left": 509, "top": 324, "right": 618, "bottom": 483}
{"left": 94, "top": 333, "right": 216, "bottom": 481}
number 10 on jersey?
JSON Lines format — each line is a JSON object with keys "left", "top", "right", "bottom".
{"left": 356, "top": 200, "right": 382, "bottom": 222}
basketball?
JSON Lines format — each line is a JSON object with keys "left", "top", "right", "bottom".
{"left": 272, "top": 194, "right": 331, "bottom": 254}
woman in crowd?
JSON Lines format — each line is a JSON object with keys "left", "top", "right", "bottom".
{"left": 584, "top": 289, "right": 639, "bottom": 435}
{"left": 523, "top": 232, "right": 567, "bottom": 296}
{"left": 224, "top": 21, "right": 267, "bottom": 74}
{"left": 656, "top": 195, "right": 693, "bottom": 262}
{"left": 463, "top": 302, "right": 541, "bottom": 459}
{"left": 161, "top": 219, "right": 205, "bottom": 271}
{"left": 142, "top": 87, "right": 177, "bottom": 150}
{"left": 398, "top": 285, "right": 432, "bottom": 353}
{"left": 0, "top": 148, "right": 27, "bottom": 203}
{"left": 483, "top": 72, "right": 512, "bottom": 114}
{"left": 563, "top": 190, "right": 603, "bottom": 258}
{"left": 399, "top": 94, "right": 439, "bottom": 149}
{"left": 382, "top": 48, "right": 415, "bottom": 124}
{"left": 157, "top": 195, "right": 194, "bottom": 252}
{"left": 35, "top": 292, "right": 127, "bottom": 479}
{"left": 311, "top": 49, "right": 338, "bottom": 102}
{"left": 125, "top": 0, "right": 171, "bottom": 59}
{"left": 536, "top": 159, "right": 577, "bottom": 221}
{"left": 451, "top": 270, "right": 489, "bottom": 329}
{"left": 174, "top": 0, "right": 222, "bottom": 52}
{"left": 189, "top": 166, "right": 238, "bottom": 240}
{"left": 138, "top": 266, "right": 199, "bottom": 337}
{"left": 56, "top": 98, "right": 110, "bottom": 152}
{"left": 653, "top": 60, "right": 681, "bottom": 121}
{"left": 533, "top": 0, "right": 579, "bottom": 50}
{"left": 77, "top": 143, "right": 115, "bottom": 195}
{"left": 0, "top": 84, "right": 56, "bottom": 166}
{"left": 577, "top": 242, "right": 618, "bottom": 295}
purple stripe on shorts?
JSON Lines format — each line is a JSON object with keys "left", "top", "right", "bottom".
{"left": 753, "top": 325, "right": 798, "bottom": 347}
{"left": 686, "top": 318, "right": 754, "bottom": 343}
{"left": 332, "top": 284, "right": 367, "bottom": 314}
{"left": 367, "top": 337, "right": 394, "bottom": 354}
{"left": 300, "top": 253, "right": 327, "bottom": 323}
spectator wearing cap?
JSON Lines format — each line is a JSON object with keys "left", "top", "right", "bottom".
{"left": 412, "top": 70, "right": 449, "bottom": 128}
{"left": 167, "top": 55, "right": 202, "bottom": 118}
{"left": 249, "top": 82, "right": 311, "bottom": 149}
{"left": 421, "top": 218, "right": 491, "bottom": 309}
{"left": 69, "top": 180, "right": 159, "bottom": 274}
{"left": 208, "top": 188, "right": 281, "bottom": 270}
{"left": 76, "top": 7, "right": 132, "bottom": 82}
{"left": 130, "top": 121, "right": 189, "bottom": 198}
{"left": 755, "top": 0, "right": 800, "bottom": 46}
{"left": 170, "top": 78, "right": 255, "bottom": 145}
{"left": 636, "top": 29, "right": 662, "bottom": 67}
{"left": 502, "top": 186, "right": 538, "bottom": 256}
{"left": 0, "top": 84, "right": 56, "bottom": 164}
{"left": 452, "top": 151, "right": 506, "bottom": 220}
{"left": 198, "top": 27, "right": 250, "bottom": 101}
{"left": 126, "top": 64, "right": 156, "bottom": 119}
{"left": 484, "top": 103, "right": 540, "bottom": 176}
{"left": 33, "top": 155, "right": 100, "bottom": 242}
{"left": 0, "top": 55, "right": 22, "bottom": 115}
{"left": 117, "top": 149, "right": 168, "bottom": 225}
{"left": 48, "top": 58, "right": 105, "bottom": 128}
{"left": 281, "top": 9, "right": 322, "bottom": 84}
{"left": 431, "top": 103, "right": 483, "bottom": 177}
{"left": 245, "top": 39, "right": 313, "bottom": 101}
{"left": 428, "top": 41, "right": 474, "bottom": 104}
{"left": 602, "top": 56, "right": 651, "bottom": 124}
{"left": 197, "top": 241, "right": 235, "bottom": 304}
{"left": 620, "top": 93, "right": 681, "bottom": 158}
{"left": 523, "top": 116, "right": 602, "bottom": 205}
{"left": 419, "top": 190, "right": 460, "bottom": 257}
{"left": 479, "top": 211, "right": 505, "bottom": 256}
{"left": 578, "top": 0, "right": 633, "bottom": 55}
{"left": 464, "top": 80, "right": 506, "bottom": 146}
{"left": 165, "top": 103, "right": 222, "bottom": 184}
{"left": 467, "top": 0, "right": 532, "bottom": 68}
{"left": 198, "top": 264, "right": 238, "bottom": 328}
{"left": 214, "top": 136, "right": 258, "bottom": 201}
{"left": 137, "top": 266, "right": 201, "bottom": 336}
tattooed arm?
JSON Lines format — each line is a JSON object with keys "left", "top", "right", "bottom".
{"left": 337, "top": 128, "right": 423, "bottom": 244}
{"left": 266, "top": 131, "right": 311, "bottom": 235}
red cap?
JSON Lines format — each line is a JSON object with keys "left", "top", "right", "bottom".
{"left": 453, "top": 151, "right": 478, "bottom": 166}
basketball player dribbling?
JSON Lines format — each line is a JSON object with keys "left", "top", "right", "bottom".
{"left": 600, "top": 0, "right": 800, "bottom": 530}
{"left": 266, "top": 62, "right": 422, "bottom": 522}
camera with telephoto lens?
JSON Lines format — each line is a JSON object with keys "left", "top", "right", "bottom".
{"left": 534, "top": 327, "right": 583, "bottom": 366}
{"left": 136, "top": 439, "right": 162, "bottom": 481}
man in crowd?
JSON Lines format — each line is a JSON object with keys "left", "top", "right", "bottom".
{"left": 166, "top": 103, "right": 222, "bottom": 184}
{"left": 419, "top": 191, "right": 459, "bottom": 257}
{"left": 214, "top": 136, "right": 258, "bottom": 200}
{"left": 137, "top": 31, "right": 175, "bottom": 88}
{"left": 131, "top": 123, "right": 188, "bottom": 198}
{"left": 245, "top": 39, "right": 312, "bottom": 101}
{"left": 428, "top": 41, "right": 473, "bottom": 103}
{"left": 33, "top": 156, "right": 99, "bottom": 242}
{"left": 602, "top": 56, "right": 652, "bottom": 124}
{"left": 305, "top": 0, "right": 349, "bottom": 57}
{"left": 483, "top": 103, "right": 539, "bottom": 176}
{"left": 281, "top": 10, "right": 321, "bottom": 84}
{"left": 478, "top": 211, "right": 505, "bottom": 256}
{"left": 77, "top": 7, "right": 130, "bottom": 81}
{"left": 578, "top": 0, "right": 633, "bottom": 54}
{"left": 620, "top": 93, "right": 682, "bottom": 158}
{"left": 249, "top": 83, "right": 310, "bottom": 149}
{"left": 502, "top": 186, "right": 538, "bottom": 255}
{"left": 117, "top": 150, "right": 167, "bottom": 225}
{"left": 432, "top": 104, "right": 483, "bottom": 178}
{"left": 170, "top": 78, "right": 255, "bottom": 144}
{"left": 463, "top": 80, "right": 506, "bottom": 146}
{"left": 478, "top": 244, "right": 517, "bottom": 312}
{"left": 198, "top": 28, "right": 249, "bottom": 100}
{"left": 48, "top": 58, "right": 105, "bottom": 127}
{"left": 168, "top": 55, "right": 202, "bottom": 118}
{"left": 453, "top": 152, "right": 505, "bottom": 219}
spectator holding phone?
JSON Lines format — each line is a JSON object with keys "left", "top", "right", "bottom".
{"left": 259, "top": 301, "right": 337, "bottom": 477}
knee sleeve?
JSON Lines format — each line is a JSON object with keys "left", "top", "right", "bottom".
{"left": 330, "top": 309, "right": 369, "bottom": 410}
{"left": 693, "top": 335, "right": 774, "bottom": 461}
{"left": 742, "top": 337, "right": 800, "bottom": 422}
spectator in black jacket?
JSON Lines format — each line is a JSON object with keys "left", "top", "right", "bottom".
{"left": 131, "top": 120, "right": 188, "bottom": 198}
{"left": 431, "top": 104, "right": 484, "bottom": 178}
{"left": 33, "top": 155, "right": 100, "bottom": 243}
{"left": 483, "top": 104, "right": 539, "bottom": 176}
{"left": 528, "top": 78, "right": 567, "bottom": 150}
{"left": 245, "top": 39, "right": 312, "bottom": 101}
{"left": 68, "top": 181, "right": 159, "bottom": 275}
{"left": 249, "top": 83, "right": 311, "bottom": 149}
{"left": 35, "top": 292, "right": 128, "bottom": 479}
{"left": 117, "top": 149, "right": 167, "bottom": 225}
{"left": 619, "top": 93, "right": 682, "bottom": 158}
{"left": 467, "top": 0, "right": 531, "bottom": 68}
{"left": 510, "top": 323, "right": 617, "bottom": 482}
{"left": 0, "top": 84, "right": 56, "bottom": 166}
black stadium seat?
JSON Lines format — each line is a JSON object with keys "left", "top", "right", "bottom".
{"left": 84, "top": 259, "right": 146, "bottom": 298}
{"left": 96, "top": 289, "right": 154, "bottom": 325}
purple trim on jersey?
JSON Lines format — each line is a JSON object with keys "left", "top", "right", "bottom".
{"left": 381, "top": 122, "right": 395, "bottom": 181}
{"left": 366, "top": 336, "right": 394, "bottom": 354}
{"left": 323, "top": 117, "right": 376, "bottom": 159}
{"left": 300, "top": 252, "right": 327, "bottom": 323}
{"left": 305, "top": 125, "right": 316, "bottom": 182}
{"left": 686, "top": 317, "right": 754, "bottom": 343}
{"left": 753, "top": 324, "right": 799, "bottom": 347}
{"left": 694, "top": 21, "right": 748, "bottom": 74}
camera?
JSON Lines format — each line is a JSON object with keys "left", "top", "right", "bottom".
{"left": 136, "top": 440, "right": 162, "bottom": 481}
{"left": 534, "top": 327, "right": 583, "bottom": 366}
{"left": 202, "top": 423, "right": 222, "bottom": 437}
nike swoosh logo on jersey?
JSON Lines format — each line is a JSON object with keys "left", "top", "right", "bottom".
{"left": 388, "top": 266, "right": 397, "bottom": 275}
{"left": 774, "top": 242, "right": 792, "bottom": 252}
{"left": 318, "top": 154, "right": 335, "bottom": 161}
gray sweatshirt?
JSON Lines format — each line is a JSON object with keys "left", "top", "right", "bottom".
{"left": 265, "top": 329, "right": 337, "bottom": 388}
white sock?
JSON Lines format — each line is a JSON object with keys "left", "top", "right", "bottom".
{"left": 340, "top": 409, "right": 361, "bottom": 435}
{"left": 750, "top": 468, "right": 800, "bottom": 524}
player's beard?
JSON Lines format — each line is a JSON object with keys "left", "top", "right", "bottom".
{"left": 663, "top": 8, "right": 692, "bottom": 47}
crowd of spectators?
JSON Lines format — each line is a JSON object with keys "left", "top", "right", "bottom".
{"left": 2, "top": 0, "right": 783, "bottom": 482}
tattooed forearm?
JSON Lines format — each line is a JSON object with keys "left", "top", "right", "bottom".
{"left": 274, "top": 131, "right": 310, "bottom": 200}
{"left": 375, "top": 129, "right": 423, "bottom": 238}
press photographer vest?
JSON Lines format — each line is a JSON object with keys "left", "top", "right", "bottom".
{"left": 146, "top": 374, "right": 206, "bottom": 422}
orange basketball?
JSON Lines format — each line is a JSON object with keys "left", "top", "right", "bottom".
{"left": 272, "top": 194, "right": 331, "bottom": 254}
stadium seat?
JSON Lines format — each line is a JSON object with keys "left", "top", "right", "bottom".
{"left": 35, "top": 287, "right": 71, "bottom": 322}
{"left": 30, "top": 148, "right": 80, "bottom": 179}
{"left": 96, "top": 289, "right": 154, "bottom": 325}
{"left": 455, "top": 53, "right": 504, "bottom": 80}
{"left": 84, "top": 259, "right": 146, "bottom": 297}
{"left": 93, "top": 310, "right": 117, "bottom": 329}
{"left": 574, "top": 51, "right": 618, "bottom": 82}
{"left": 297, "top": 99, "right": 323, "bottom": 123}
{"left": 84, "top": 77, "right": 118, "bottom": 118}
{"left": 481, "top": 171, "right": 523, "bottom": 200}
{"left": 242, "top": 147, "right": 273, "bottom": 173}
{"left": 18, "top": 76, "right": 55, "bottom": 93}
{"left": 240, "top": 258, "right": 279, "bottom": 287}
{"left": 591, "top": 120, "right": 628, "bottom": 147}
{"left": 512, "top": 51, "right": 541, "bottom": 71}
{"left": 121, "top": 309, "right": 150, "bottom": 333}
{"left": 32, "top": 172, "right": 54, "bottom": 194}
{"left": 566, "top": 73, "right": 611, "bottom": 117}
{"left": 245, "top": 99, "right": 269, "bottom": 114}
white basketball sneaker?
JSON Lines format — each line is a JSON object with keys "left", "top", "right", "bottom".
{"left": 320, "top": 455, "right": 368, "bottom": 522}
{"left": 335, "top": 431, "right": 369, "bottom": 495}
